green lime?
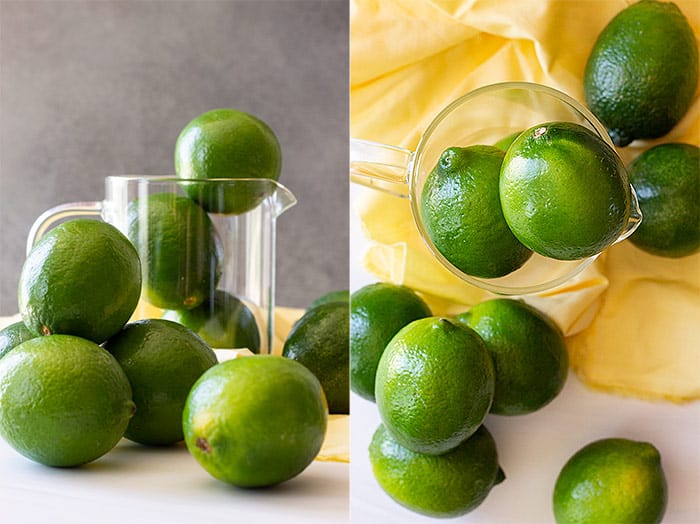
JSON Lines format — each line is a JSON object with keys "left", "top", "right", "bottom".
{"left": 421, "top": 145, "right": 533, "bottom": 277}
{"left": 18, "top": 219, "right": 141, "bottom": 343}
{"left": 500, "top": 122, "right": 631, "bottom": 260}
{"left": 553, "top": 438, "right": 667, "bottom": 524}
{"left": 175, "top": 108, "right": 282, "bottom": 214}
{"left": 128, "top": 192, "right": 221, "bottom": 310}
{"left": 375, "top": 317, "right": 494, "bottom": 455}
{"left": 350, "top": 283, "right": 431, "bottom": 402}
{"left": 283, "top": 302, "right": 349, "bottom": 414}
{"left": 0, "top": 322, "right": 36, "bottom": 360}
{"left": 103, "top": 319, "right": 217, "bottom": 446}
{"left": 370, "top": 423, "right": 505, "bottom": 518}
{"left": 584, "top": 0, "right": 698, "bottom": 147}
{"left": 454, "top": 298, "right": 568, "bottom": 415}
{"left": 628, "top": 143, "right": 700, "bottom": 258}
{"left": 0, "top": 335, "right": 134, "bottom": 467}
{"left": 183, "top": 355, "right": 327, "bottom": 488}
{"left": 163, "top": 290, "right": 261, "bottom": 353}
{"left": 494, "top": 130, "right": 522, "bottom": 151}
{"left": 309, "top": 289, "right": 349, "bottom": 309}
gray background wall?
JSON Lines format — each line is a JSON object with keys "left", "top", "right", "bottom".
{"left": 0, "top": 0, "right": 348, "bottom": 315}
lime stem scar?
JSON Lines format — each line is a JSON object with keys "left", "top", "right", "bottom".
{"left": 196, "top": 437, "right": 212, "bottom": 453}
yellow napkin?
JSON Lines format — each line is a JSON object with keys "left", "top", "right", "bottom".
{"left": 351, "top": 0, "right": 700, "bottom": 401}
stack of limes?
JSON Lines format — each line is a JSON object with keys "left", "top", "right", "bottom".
{"left": 0, "top": 219, "right": 142, "bottom": 466}
{"left": 420, "top": 120, "right": 632, "bottom": 276}
{"left": 583, "top": 0, "right": 699, "bottom": 260}
{"left": 352, "top": 281, "right": 573, "bottom": 517}
{"left": 0, "top": 108, "right": 331, "bottom": 491}
{"left": 126, "top": 107, "right": 284, "bottom": 351}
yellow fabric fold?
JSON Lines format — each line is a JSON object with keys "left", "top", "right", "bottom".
{"left": 351, "top": 0, "right": 700, "bottom": 402}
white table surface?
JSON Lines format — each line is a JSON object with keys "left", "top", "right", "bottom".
{"left": 0, "top": 437, "right": 348, "bottom": 524}
{"left": 349, "top": 184, "right": 700, "bottom": 523}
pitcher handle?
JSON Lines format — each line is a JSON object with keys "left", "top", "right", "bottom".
{"left": 350, "top": 138, "right": 413, "bottom": 198}
{"left": 26, "top": 201, "right": 104, "bottom": 255}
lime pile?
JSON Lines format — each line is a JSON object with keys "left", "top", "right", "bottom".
{"left": 351, "top": 281, "right": 570, "bottom": 517}
{"left": 1, "top": 219, "right": 141, "bottom": 466}
{"left": 1, "top": 108, "right": 330, "bottom": 489}
{"left": 353, "top": 280, "right": 669, "bottom": 519}
{"left": 582, "top": 0, "right": 699, "bottom": 261}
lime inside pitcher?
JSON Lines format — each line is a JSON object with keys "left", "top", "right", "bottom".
{"left": 26, "top": 176, "right": 296, "bottom": 354}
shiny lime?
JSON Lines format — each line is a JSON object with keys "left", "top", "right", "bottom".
{"left": 183, "top": 355, "right": 327, "bottom": 488}
{"left": 0, "top": 322, "right": 36, "bottom": 360}
{"left": 584, "top": 0, "right": 698, "bottom": 146}
{"left": 175, "top": 108, "right": 282, "bottom": 214}
{"left": 421, "top": 145, "right": 532, "bottom": 277}
{"left": 554, "top": 438, "right": 667, "bottom": 524}
{"left": 350, "top": 283, "right": 431, "bottom": 402}
{"left": 628, "top": 143, "right": 700, "bottom": 258}
{"left": 500, "top": 122, "right": 630, "bottom": 260}
{"left": 370, "top": 424, "right": 504, "bottom": 518}
{"left": 283, "top": 302, "right": 349, "bottom": 414}
{"left": 128, "top": 192, "right": 221, "bottom": 310}
{"left": 375, "top": 317, "right": 494, "bottom": 455}
{"left": 455, "top": 299, "right": 568, "bottom": 415}
{"left": 19, "top": 219, "right": 141, "bottom": 343}
{"left": 103, "top": 319, "right": 217, "bottom": 446}
{"left": 0, "top": 335, "right": 134, "bottom": 466}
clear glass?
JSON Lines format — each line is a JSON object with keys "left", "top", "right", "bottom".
{"left": 350, "top": 82, "right": 642, "bottom": 295}
{"left": 26, "top": 176, "right": 296, "bottom": 353}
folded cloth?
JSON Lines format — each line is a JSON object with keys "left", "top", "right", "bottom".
{"left": 351, "top": 0, "right": 699, "bottom": 401}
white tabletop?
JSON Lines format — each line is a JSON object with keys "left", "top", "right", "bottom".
{"left": 349, "top": 184, "right": 700, "bottom": 523}
{"left": 0, "top": 437, "right": 348, "bottom": 524}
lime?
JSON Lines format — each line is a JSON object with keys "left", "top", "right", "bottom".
{"left": 350, "top": 283, "right": 431, "bottom": 402}
{"left": 18, "top": 219, "right": 141, "bottom": 343}
{"left": 0, "top": 322, "right": 36, "bottom": 360}
{"left": 0, "top": 335, "right": 134, "bottom": 467}
{"left": 283, "top": 302, "right": 349, "bottom": 414}
{"left": 128, "top": 192, "right": 221, "bottom": 310}
{"left": 183, "top": 355, "right": 327, "bottom": 488}
{"left": 103, "top": 319, "right": 217, "bottom": 446}
{"left": 370, "top": 424, "right": 504, "bottom": 518}
{"left": 553, "top": 438, "right": 667, "bottom": 524}
{"left": 454, "top": 298, "right": 568, "bottom": 415}
{"left": 500, "top": 122, "right": 631, "bottom": 260}
{"left": 421, "top": 145, "right": 532, "bottom": 277}
{"left": 375, "top": 317, "right": 494, "bottom": 455}
{"left": 309, "top": 289, "right": 349, "bottom": 309}
{"left": 494, "top": 130, "right": 522, "bottom": 151}
{"left": 584, "top": 0, "right": 698, "bottom": 147}
{"left": 175, "top": 108, "right": 282, "bottom": 214}
{"left": 163, "top": 290, "right": 261, "bottom": 352}
{"left": 628, "top": 143, "right": 700, "bottom": 258}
